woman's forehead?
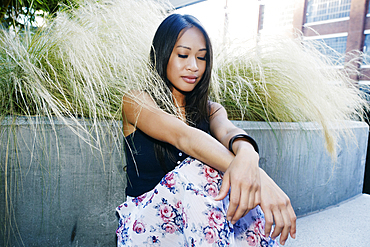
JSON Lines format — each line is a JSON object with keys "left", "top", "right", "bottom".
{"left": 174, "top": 27, "right": 206, "bottom": 50}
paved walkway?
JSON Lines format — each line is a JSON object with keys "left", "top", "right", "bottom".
{"left": 282, "top": 193, "right": 370, "bottom": 247}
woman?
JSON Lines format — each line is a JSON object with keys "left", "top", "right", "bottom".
{"left": 116, "top": 14, "right": 296, "bottom": 246}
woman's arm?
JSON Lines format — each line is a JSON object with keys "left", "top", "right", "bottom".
{"left": 122, "top": 92, "right": 235, "bottom": 172}
{"left": 209, "top": 102, "right": 261, "bottom": 224}
{"left": 209, "top": 102, "right": 296, "bottom": 245}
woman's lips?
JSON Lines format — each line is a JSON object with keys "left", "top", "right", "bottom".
{"left": 182, "top": 76, "right": 197, "bottom": 84}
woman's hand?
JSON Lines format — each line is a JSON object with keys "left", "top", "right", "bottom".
{"left": 259, "top": 168, "right": 296, "bottom": 245}
{"left": 214, "top": 146, "right": 261, "bottom": 224}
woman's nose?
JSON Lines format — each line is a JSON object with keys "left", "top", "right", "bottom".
{"left": 186, "top": 57, "right": 199, "bottom": 72}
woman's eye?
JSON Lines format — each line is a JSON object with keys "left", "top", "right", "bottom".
{"left": 178, "top": 54, "right": 188, "bottom": 58}
{"left": 197, "top": 56, "right": 206, "bottom": 61}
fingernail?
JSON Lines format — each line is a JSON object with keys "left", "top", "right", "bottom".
{"left": 292, "top": 233, "right": 296, "bottom": 239}
{"left": 227, "top": 216, "right": 232, "bottom": 221}
{"left": 281, "top": 240, "right": 285, "bottom": 245}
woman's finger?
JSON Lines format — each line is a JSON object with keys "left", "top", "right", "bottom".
{"left": 270, "top": 208, "right": 284, "bottom": 239}
{"left": 231, "top": 188, "right": 250, "bottom": 224}
{"left": 254, "top": 190, "right": 261, "bottom": 207}
{"left": 241, "top": 193, "right": 257, "bottom": 219}
{"left": 248, "top": 187, "right": 256, "bottom": 209}
{"left": 279, "top": 207, "right": 292, "bottom": 245}
{"left": 288, "top": 204, "right": 297, "bottom": 239}
{"left": 263, "top": 208, "right": 274, "bottom": 237}
{"left": 226, "top": 183, "right": 241, "bottom": 222}
{"left": 214, "top": 171, "right": 230, "bottom": 201}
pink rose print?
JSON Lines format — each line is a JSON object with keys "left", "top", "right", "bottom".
{"left": 132, "top": 194, "right": 147, "bottom": 206}
{"left": 137, "top": 194, "right": 147, "bottom": 201}
{"left": 162, "top": 222, "right": 177, "bottom": 234}
{"left": 133, "top": 220, "right": 146, "bottom": 234}
{"left": 203, "top": 226, "right": 217, "bottom": 244}
{"left": 165, "top": 173, "right": 176, "bottom": 187}
{"left": 246, "top": 230, "right": 259, "bottom": 247}
{"left": 208, "top": 209, "right": 225, "bottom": 229}
{"left": 205, "top": 183, "right": 219, "bottom": 198}
{"left": 175, "top": 200, "right": 188, "bottom": 227}
{"left": 203, "top": 166, "right": 219, "bottom": 182}
{"left": 175, "top": 200, "right": 183, "bottom": 209}
{"left": 159, "top": 204, "right": 175, "bottom": 223}
{"left": 253, "top": 218, "right": 265, "bottom": 236}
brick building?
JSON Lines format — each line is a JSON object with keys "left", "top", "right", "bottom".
{"left": 258, "top": 0, "right": 370, "bottom": 84}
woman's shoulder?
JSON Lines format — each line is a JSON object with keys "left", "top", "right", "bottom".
{"left": 122, "top": 90, "right": 156, "bottom": 107}
{"left": 208, "top": 101, "right": 226, "bottom": 117}
{"left": 121, "top": 90, "right": 157, "bottom": 137}
{"left": 121, "top": 90, "right": 158, "bottom": 118}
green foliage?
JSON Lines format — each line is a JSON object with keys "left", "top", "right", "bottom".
{"left": 0, "top": 0, "right": 79, "bottom": 29}
{"left": 0, "top": 0, "right": 368, "bottom": 157}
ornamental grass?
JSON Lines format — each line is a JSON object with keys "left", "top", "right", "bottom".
{"left": 0, "top": 0, "right": 368, "bottom": 156}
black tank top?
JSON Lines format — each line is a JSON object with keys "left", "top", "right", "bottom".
{"left": 124, "top": 120, "right": 209, "bottom": 197}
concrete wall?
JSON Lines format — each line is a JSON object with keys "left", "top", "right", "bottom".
{"left": 233, "top": 120, "right": 369, "bottom": 216}
{"left": 0, "top": 118, "right": 368, "bottom": 246}
{"left": 0, "top": 117, "right": 126, "bottom": 246}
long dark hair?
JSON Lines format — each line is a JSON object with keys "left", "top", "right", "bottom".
{"left": 149, "top": 14, "right": 213, "bottom": 170}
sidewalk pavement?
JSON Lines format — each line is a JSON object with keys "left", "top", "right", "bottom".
{"left": 282, "top": 193, "right": 370, "bottom": 247}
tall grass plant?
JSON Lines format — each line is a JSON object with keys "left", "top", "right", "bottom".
{"left": 0, "top": 0, "right": 367, "bottom": 154}
{"left": 0, "top": 0, "right": 367, "bottom": 175}
{"left": 213, "top": 37, "right": 368, "bottom": 156}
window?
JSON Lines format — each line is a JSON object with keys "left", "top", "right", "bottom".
{"left": 306, "top": 0, "right": 351, "bottom": 23}
{"left": 363, "top": 34, "right": 370, "bottom": 65}
{"left": 307, "top": 35, "right": 347, "bottom": 65}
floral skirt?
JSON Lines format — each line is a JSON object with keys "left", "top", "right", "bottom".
{"left": 116, "top": 157, "right": 278, "bottom": 247}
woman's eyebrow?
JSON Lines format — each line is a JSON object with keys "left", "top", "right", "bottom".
{"left": 176, "top": 45, "right": 191, "bottom": 50}
{"left": 176, "top": 45, "right": 207, "bottom": 51}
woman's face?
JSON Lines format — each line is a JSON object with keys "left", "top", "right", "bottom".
{"left": 166, "top": 27, "right": 207, "bottom": 95}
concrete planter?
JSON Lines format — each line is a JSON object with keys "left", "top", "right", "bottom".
{"left": 233, "top": 120, "right": 369, "bottom": 216}
{"left": 0, "top": 117, "right": 126, "bottom": 246}
{"left": 0, "top": 118, "right": 368, "bottom": 246}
